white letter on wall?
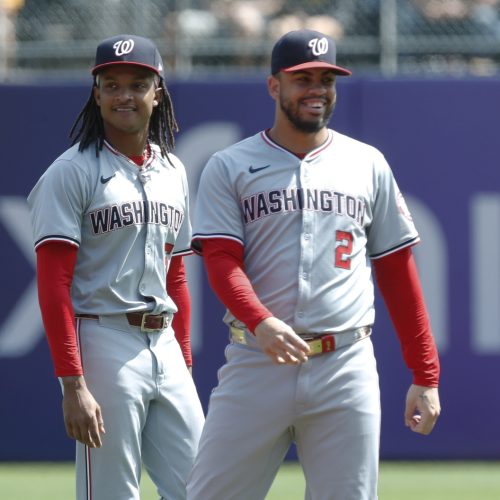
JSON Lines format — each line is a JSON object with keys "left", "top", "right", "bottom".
{"left": 406, "top": 195, "right": 449, "bottom": 352}
{"left": 471, "top": 194, "right": 500, "bottom": 354}
{"left": 176, "top": 122, "right": 242, "bottom": 353}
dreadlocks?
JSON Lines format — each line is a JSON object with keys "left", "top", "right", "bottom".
{"left": 69, "top": 76, "right": 178, "bottom": 160}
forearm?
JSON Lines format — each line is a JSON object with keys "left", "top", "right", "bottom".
{"left": 201, "top": 238, "right": 273, "bottom": 332}
{"left": 167, "top": 256, "right": 192, "bottom": 366}
{"left": 373, "top": 247, "right": 440, "bottom": 387}
{"left": 36, "top": 242, "right": 82, "bottom": 377}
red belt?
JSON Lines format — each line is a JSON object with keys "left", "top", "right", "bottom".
{"left": 75, "top": 312, "right": 170, "bottom": 332}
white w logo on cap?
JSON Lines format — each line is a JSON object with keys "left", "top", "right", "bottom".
{"left": 113, "top": 39, "right": 135, "bottom": 56}
{"left": 308, "top": 37, "right": 328, "bottom": 56}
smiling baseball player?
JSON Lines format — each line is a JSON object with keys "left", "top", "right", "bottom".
{"left": 28, "top": 35, "right": 204, "bottom": 500}
{"left": 187, "top": 29, "right": 441, "bottom": 500}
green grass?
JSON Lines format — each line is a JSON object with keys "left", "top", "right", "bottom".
{"left": 0, "top": 461, "right": 499, "bottom": 499}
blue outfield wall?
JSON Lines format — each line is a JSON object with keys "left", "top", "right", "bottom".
{"left": 0, "top": 76, "right": 499, "bottom": 461}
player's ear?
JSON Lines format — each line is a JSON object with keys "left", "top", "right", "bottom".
{"left": 93, "top": 85, "right": 101, "bottom": 106}
{"left": 153, "top": 88, "right": 163, "bottom": 107}
{"left": 267, "top": 74, "right": 279, "bottom": 101}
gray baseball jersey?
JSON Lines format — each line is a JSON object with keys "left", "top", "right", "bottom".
{"left": 28, "top": 140, "right": 191, "bottom": 316}
{"left": 193, "top": 129, "right": 419, "bottom": 333}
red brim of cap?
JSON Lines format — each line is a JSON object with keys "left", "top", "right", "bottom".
{"left": 282, "top": 61, "right": 352, "bottom": 76}
{"left": 92, "top": 61, "right": 161, "bottom": 76}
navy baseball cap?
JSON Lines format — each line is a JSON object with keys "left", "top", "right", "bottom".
{"left": 92, "top": 34, "right": 164, "bottom": 78}
{"left": 271, "top": 29, "right": 351, "bottom": 76}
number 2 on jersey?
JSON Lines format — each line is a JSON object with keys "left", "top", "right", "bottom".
{"left": 335, "top": 230, "right": 353, "bottom": 269}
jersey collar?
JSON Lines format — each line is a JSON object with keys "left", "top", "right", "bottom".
{"left": 260, "top": 129, "right": 334, "bottom": 160}
{"left": 103, "top": 140, "right": 155, "bottom": 169}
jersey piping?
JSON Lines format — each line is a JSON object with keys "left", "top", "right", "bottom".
{"left": 172, "top": 247, "right": 193, "bottom": 257}
{"left": 370, "top": 235, "right": 420, "bottom": 259}
{"left": 35, "top": 235, "right": 80, "bottom": 250}
{"left": 192, "top": 232, "right": 245, "bottom": 248}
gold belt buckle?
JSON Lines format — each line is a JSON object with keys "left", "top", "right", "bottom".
{"left": 307, "top": 338, "right": 323, "bottom": 356}
{"left": 230, "top": 325, "right": 247, "bottom": 344}
{"left": 307, "top": 334, "right": 336, "bottom": 356}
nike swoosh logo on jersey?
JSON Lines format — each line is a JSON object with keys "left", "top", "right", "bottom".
{"left": 248, "top": 164, "right": 271, "bottom": 174}
{"left": 100, "top": 174, "right": 116, "bottom": 184}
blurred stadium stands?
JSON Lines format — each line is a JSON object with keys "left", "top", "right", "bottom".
{"left": 1, "top": 0, "right": 500, "bottom": 80}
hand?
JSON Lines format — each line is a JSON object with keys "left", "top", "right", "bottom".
{"left": 61, "top": 376, "right": 106, "bottom": 448}
{"left": 404, "top": 384, "right": 441, "bottom": 435}
{"left": 254, "top": 317, "right": 310, "bottom": 365}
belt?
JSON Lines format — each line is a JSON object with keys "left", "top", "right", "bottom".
{"left": 230, "top": 325, "right": 372, "bottom": 357}
{"left": 75, "top": 312, "right": 171, "bottom": 332}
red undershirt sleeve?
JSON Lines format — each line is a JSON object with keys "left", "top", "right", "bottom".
{"left": 372, "top": 247, "right": 440, "bottom": 387}
{"left": 167, "top": 256, "right": 192, "bottom": 367}
{"left": 200, "top": 238, "right": 273, "bottom": 332}
{"left": 36, "top": 241, "right": 81, "bottom": 377}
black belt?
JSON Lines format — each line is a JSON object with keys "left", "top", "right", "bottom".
{"left": 75, "top": 312, "right": 171, "bottom": 332}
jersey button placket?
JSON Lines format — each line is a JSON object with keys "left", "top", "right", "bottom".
{"left": 138, "top": 178, "right": 156, "bottom": 301}
{"left": 295, "top": 163, "right": 313, "bottom": 329}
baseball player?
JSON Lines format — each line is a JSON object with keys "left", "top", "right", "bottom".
{"left": 187, "top": 29, "right": 441, "bottom": 500}
{"left": 27, "top": 35, "right": 204, "bottom": 500}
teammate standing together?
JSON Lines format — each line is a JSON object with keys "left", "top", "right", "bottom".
{"left": 28, "top": 35, "right": 204, "bottom": 500}
{"left": 187, "top": 29, "right": 441, "bottom": 499}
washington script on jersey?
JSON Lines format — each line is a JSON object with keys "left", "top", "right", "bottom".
{"left": 89, "top": 200, "right": 185, "bottom": 235}
{"left": 241, "top": 187, "right": 367, "bottom": 226}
